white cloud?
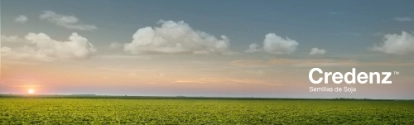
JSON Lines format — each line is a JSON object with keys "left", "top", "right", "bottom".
{"left": 40, "top": 11, "right": 97, "bottom": 31}
{"left": 2, "top": 32, "right": 97, "bottom": 61}
{"left": 124, "top": 20, "right": 230, "bottom": 55}
{"left": 309, "top": 48, "right": 326, "bottom": 55}
{"left": 245, "top": 33, "right": 298, "bottom": 54}
{"left": 15, "top": 15, "right": 28, "bottom": 23}
{"left": 263, "top": 33, "right": 298, "bottom": 54}
{"left": 394, "top": 17, "right": 412, "bottom": 22}
{"left": 245, "top": 43, "right": 261, "bottom": 53}
{"left": 1, "top": 46, "right": 54, "bottom": 61}
{"left": 372, "top": 31, "right": 414, "bottom": 54}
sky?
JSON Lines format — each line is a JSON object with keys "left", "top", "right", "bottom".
{"left": 1, "top": 0, "right": 414, "bottom": 99}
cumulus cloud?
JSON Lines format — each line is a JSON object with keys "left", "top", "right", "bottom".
{"left": 1, "top": 35, "right": 25, "bottom": 43}
{"left": 124, "top": 20, "right": 230, "bottom": 54}
{"left": 309, "top": 48, "right": 326, "bottom": 55}
{"left": 40, "top": 11, "right": 97, "bottom": 31}
{"left": 263, "top": 33, "right": 298, "bottom": 54}
{"left": 1, "top": 32, "right": 97, "bottom": 61}
{"left": 245, "top": 33, "right": 298, "bottom": 54}
{"left": 371, "top": 31, "right": 414, "bottom": 54}
{"left": 15, "top": 15, "right": 28, "bottom": 23}
{"left": 245, "top": 43, "right": 261, "bottom": 53}
{"left": 394, "top": 17, "right": 412, "bottom": 22}
{"left": 1, "top": 46, "right": 53, "bottom": 61}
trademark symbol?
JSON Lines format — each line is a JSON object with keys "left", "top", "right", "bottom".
{"left": 393, "top": 71, "right": 399, "bottom": 75}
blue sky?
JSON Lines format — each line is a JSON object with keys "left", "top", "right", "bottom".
{"left": 2, "top": 0, "right": 413, "bottom": 54}
{"left": 1, "top": 0, "right": 414, "bottom": 99}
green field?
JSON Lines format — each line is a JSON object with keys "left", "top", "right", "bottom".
{"left": 1, "top": 97, "right": 413, "bottom": 124}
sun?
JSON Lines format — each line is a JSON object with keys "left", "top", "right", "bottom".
{"left": 28, "top": 89, "right": 35, "bottom": 94}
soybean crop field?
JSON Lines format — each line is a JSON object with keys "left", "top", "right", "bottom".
{"left": 1, "top": 97, "right": 413, "bottom": 124}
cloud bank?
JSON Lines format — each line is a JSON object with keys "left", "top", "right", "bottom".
{"left": 1, "top": 32, "right": 96, "bottom": 61}
{"left": 124, "top": 20, "right": 230, "bottom": 55}
{"left": 40, "top": 11, "right": 97, "bottom": 31}
{"left": 1, "top": 35, "right": 25, "bottom": 43}
{"left": 372, "top": 31, "right": 414, "bottom": 54}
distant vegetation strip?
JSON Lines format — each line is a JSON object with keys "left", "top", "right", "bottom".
{"left": 0, "top": 94, "right": 411, "bottom": 101}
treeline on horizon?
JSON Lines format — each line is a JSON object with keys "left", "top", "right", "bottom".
{"left": 0, "top": 94, "right": 411, "bottom": 101}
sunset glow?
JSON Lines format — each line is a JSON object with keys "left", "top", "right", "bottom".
{"left": 28, "top": 89, "right": 34, "bottom": 94}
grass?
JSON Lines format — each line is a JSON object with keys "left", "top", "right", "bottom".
{"left": 0, "top": 96, "right": 413, "bottom": 124}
